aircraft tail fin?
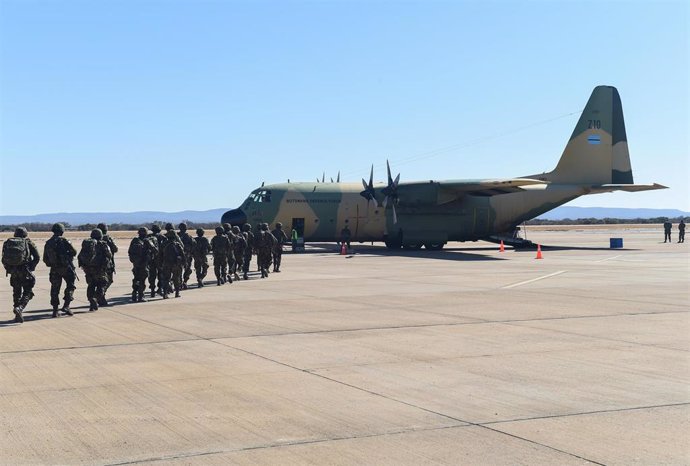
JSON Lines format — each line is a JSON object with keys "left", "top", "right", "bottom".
{"left": 547, "top": 86, "right": 633, "bottom": 185}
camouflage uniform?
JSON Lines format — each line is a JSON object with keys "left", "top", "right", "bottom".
{"left": 210, "top": 226, "right": 231, "bottom": 286}
{"left": 231, "top": 225, "right": 247, "bottom": 280}
{"left": 271, "top": 223, "right": 288, "bottom": 272}
{"left": 2, "top": 227, "right": 40, "bottom": 323}
{"left": 161, "top": 226, "right": 184, "bottom": 298}
{"left": 148, "top": 224, "right": 166, "bottom": 297}
{"left": 193, "top": 228, "right": 211, "bottom": 286}
{"left": 43, "top": 223, "right": 78, "bottom": 317}
{"left": 128, "top": 227, "right": 153, "bottom": 302}
{"left": 256, "top": 223, "right": 276, "bottom": 278}
{"left": 222, "top": 223, "right": 235, "bottom": 284}
{"left": 97, "top": 223, "right": 118, "bottom": 304}
{"left": 663, "top": 220, "right": 672, "bottom": 243}
{"left": 242, "top": 223, "right": 254, "bottom": 280}
{"left": 178, "top": 222, "right": 196, "bottom": 289}
{"left": 678, "top": 220, "right": 685, "bottom": 243}
{"left": 79, "top": 229, "right": 113, "bottom": 311}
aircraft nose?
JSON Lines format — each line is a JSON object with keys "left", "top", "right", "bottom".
{"left": 221, "top": 208, "right": 247, "bottom": 226}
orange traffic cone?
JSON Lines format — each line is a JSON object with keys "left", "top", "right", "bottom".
{"left": 535, "top": 244, "right": 543, "bottom": 259}
{"left": 499, "top": 240, "right": 505, "bottom": 252}
{"left": 340, "top": 243, "right": 347, "bottom": 255}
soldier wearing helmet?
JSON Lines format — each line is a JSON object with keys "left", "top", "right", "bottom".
{"left": 2, "top": 227, "right": 40, "bottom": 323}
{"left": 192, "top": 228, "right": 211, "bottom": 286}
{"left": 255, "top": 223, "right": 277, "bottom": 278}
{"left": 127, "top": 227, "right": 153, "bottom": 302}
{"left": 160, "top": 228, "right": 185, "bottom": 298}
{"left": 43, "top": 222, "right": 77, "bottom": 317}
{"left": 241, "top": 223, "right": 254, "bottom": 280}
{"left": 177, "top": 222, "right": 195, "bottom": 289}
{"left": 210, "top": 226, "right": 231, "bottom": 286}
{"left": 96, "top": 223, "right": 118, "bottom": 305}
{"left": 231, "top": 225, "right": 247, "bottom": 281}
{"left": 271, "top": 222, "right": 288, "bottom": 273}
{"left": 78, "top": 228, "right": 113, "bottom": 311}
{"left": 222, "top": 223, "right": 236, "bottom": 284}
{"left": 147, "top": 224, "right": 166, "bottom": 297}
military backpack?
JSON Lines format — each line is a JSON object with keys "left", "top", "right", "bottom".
{"left": 163, "top": 240, "right": 185, "bottom": 265}
{"left": 44, "top": 237, "right": 71, "bottom": 268}
{"left": 128, "top": 238, "right": 149, "bottom": 265}
{"left": 78, "top": 238, "right": 98, "bottom": 268}
{"left": 3, "top": 238, "right": 29, "bottom": 267}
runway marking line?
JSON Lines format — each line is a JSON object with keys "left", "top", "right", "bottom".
{"left": 595, "top": 255, "right": 622, "bottom": 263}
{"left": 502, "top": 270, "right": 567, "bottom": 289}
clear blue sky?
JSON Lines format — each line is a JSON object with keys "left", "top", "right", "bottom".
{"left": 1, "top": 0, "right": 687, "bottom": 215}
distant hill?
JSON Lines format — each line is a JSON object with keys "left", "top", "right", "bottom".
{"left": 1, "top": 206, "right": 688, "bottom": 226}
{"left": 537, "top": 207, "right": 689, "bottom": 220}
{"left": 0, "top": 208, "right": 229, "bottom": 226}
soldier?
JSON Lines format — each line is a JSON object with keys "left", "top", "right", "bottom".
{"left": 193, "top": 228, "right": 211, "bottom": 287}
{"left": 663, "top": 219, "right": 672, "bottom": 243}
{"left": 271, "top": 222, "right": 288, "bottom": 272}
{"left": 340, "top": 224, "right": 352, "bottom": 250}
{"left": 78, "top": 228, "right": 113, "bottom": 312}
{"left": 231, "top": 225, "right": 247, "bottom": 281}
{"left": 128, "top": 227, "right": 154, "bottom": 303}
{"left": 97, "top": 223, "right": 118, "bottom": 305}
{"left": 242, "top": 223, "right": 254, "bottom": 280}
{"left": 210, "top": 226, "right": 231, "bottom": 286}
{"left": 43, "top": 223, "right": 77, "bottom": 317}
{"left": 222, "top": 223, "right": 235, "bottom": 284}
{"left": 178, "top": 222, "right": 196, "bottom": 290}
{"left": 148, "top": 224, "right": 166, "bottom": 297}
{"left": 256, "top": 223, "right": 276, "bottom": 278}
{"left": 679, "top": 219, "right": 686, "bottom": 243}
{"left": 160, "top": 228, "right": 185, "bottom": 298}
{"left": 2, "top": 227, "right": 40, "bottom": 323}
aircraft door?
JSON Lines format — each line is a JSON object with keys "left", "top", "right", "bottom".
{"left": 291, "top": 218, "right": 305, "bottom": 238}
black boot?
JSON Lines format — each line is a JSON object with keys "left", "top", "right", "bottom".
{"left": 89, "top": 300, "right": 98, "bottom": 312}
{"left": 243, "top": 272, "right": 249, "bottom": 280}
{"left": 52, "top": 304, "right": 59, "bottom": 318}
{"left": 62, "top": 303, "right": 73, "bottom": 316}
{"left": 13, "top": 306, "right": 24, "bottom": 323}
{"left": 175, "top": 290, "right": 180, "bottom": 298}
{"left": 132, "top": 291, "right": 137, "bottom": 303}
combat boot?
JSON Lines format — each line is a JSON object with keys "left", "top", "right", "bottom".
{"left": 52, "top": 304, "right": 59, "bottom": 318}
{"left": 89, "top": 300, "right": 98, "bottom": 312}
{"left": 181, "top": 282, "right": 188, "bottom": 290}
{"left": 227, "top": 274, "right": 233, "bottom": 284}
{"left": 234, "top": 272, "right": 241, "bottom": 281}
{"left": 131, "top": 291, "right": 137, "bottom": 303}
{"left": 13, "top": 306, "right": 24, "bottom": 323}
{"left": 243, "top": 272, "right": 249, "bottom": 280}
{"left": 98, "top": 297, "right": 109, "bottom": 307}
{"left": 150, "top": 288, "right": 155, "bottom": 298}
{"left": 198, "top": 280, "right": 203, "bottom": 288}
{"left": 175, "top": 290, "right": 180, "bottom": 298}
{"left": 137, "top": 292, "right": 147, "bottom": 303}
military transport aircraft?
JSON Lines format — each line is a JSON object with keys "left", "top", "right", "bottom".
{"left": 222, "top": 86, "right": 666, "bottom": 250}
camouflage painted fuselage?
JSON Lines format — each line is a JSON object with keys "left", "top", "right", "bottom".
{"left": 222, "top": 86, "right": 665, "bottom": 248}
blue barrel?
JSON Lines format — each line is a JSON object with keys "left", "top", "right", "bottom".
{"left": 610, "top": 237, "right": 623, "bottom": 248}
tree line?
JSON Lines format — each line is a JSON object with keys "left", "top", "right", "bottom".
{"left": 525, "top": 216, "right": 686, "bottom": 226}
{"left": 0, "top": 221, "right": 220, "bottom": 233}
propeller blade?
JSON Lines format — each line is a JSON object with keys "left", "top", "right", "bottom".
{"left": 330, "top": 177, "right": 333, "bottom": 183}
{"left": 393, "top": 173, "right": 400, "bottom": 186}
{"left": 337, "top": 171, "right": 340, "bottom": 183}
{"left": 392, "top": 203, "right": 398, "bottom": 224}
{"left": 382, "top": 196, "right": 388, "bottom": 208}
{"left": 369, "top": 165, "right": 374, "bottom": 187}
{"left": 386, "top": 160, "right": 393, "bottom": 186}
{"left": 322, "top": 172, "right": 325, "bottom": 183}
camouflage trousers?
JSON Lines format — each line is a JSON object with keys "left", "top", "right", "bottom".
{"left": 258, "top": 248, "right": 272, "bottom": 272}
{"left": 232, "top": 250, "right": 244, "bottom": 274}
{"left": 162, "top": 263, "right": 183, "bottom": 294}
{"left": 213, "top": 255, "right": 227, "bottom": 282}
{"left": 49, "top": 266, "right": 76, "bottom": 307}
{"left": 84, "top": 267, "right": 108, "bottom": 306}
{"left": 226, "top": 253, "right": 236, "bottom": 279}
{"left": 104, "top": 266, "right": 115, "bottom": 295}
{"left": 272, "top": 247, "right": 283, "bottom": 271}
{"left": 9, "top": 267, "right": 35, "bottom": 308}
{"left": 148, "top": 260, "right": 160, "bottom": 291}
{"left": 193, "top": 255, "right": 209, "bottom": 282}
{"left": 183, "top": 254, "right": 193, "bottom": 284}
{"left": 131, "top": 263, "right": 148, "bottom": 294}
{"left": 242, "top": 250, "right": 252, "bottom": 274}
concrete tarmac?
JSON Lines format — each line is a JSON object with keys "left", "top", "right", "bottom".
{"left": 0, "top": 227, "right": 688, "bottom": 465}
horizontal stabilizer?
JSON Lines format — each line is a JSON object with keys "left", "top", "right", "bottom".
{"left": 589, "top": 183, "right": 668, "bottom": 194}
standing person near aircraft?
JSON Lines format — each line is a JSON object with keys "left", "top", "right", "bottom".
{"left": 255, "top": 223, "right": 276, "bottom": 278}
{"left": 340, "top": 224, "right": 352, "bottom": 251}
{"left": 43, "top": 223, "right": 77, "bottom": 317}
{"left": 231, "top": 225, "right": 247, "bottom": 281}
{"left": 222, "top": 223, "right": 235, "bottom": 284}
{"left": 79, "top": 228, "right": 112, "bottom": 312}
{"left": 148, "top": 224, "right": 165, "bottom": 297}
{"left": 241, "top": 223, "right": 254, "bottom": 280}
{"left": 271, "top": 222, "right": 288, "bottom": 272}
{"left": 678, "top": 219, "right": 685, "bottom": 243}
{"left": 2, "top": 227, "right": 40, "bottom": 323}
{"left": 211, "top": 226, "right": 231, "bottom": 286}
{"left": 161, "top": 228, "right": 184, "bottom": 298}
{"left": 128, "top": 227, "right": 154, "bottom": 303}
{"left": 663, "top": 219, "right": 672, "bottom": 243}
{"left": 97, "top": 223, "right": 118, "bottom": 305}
{"left": 193, "top": 228, "right": 211, "bottom": 287}
{"left": 177, "top": 222, "right": 195, "bottom": 290}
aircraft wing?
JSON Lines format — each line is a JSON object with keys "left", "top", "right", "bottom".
{"left": 436, "top": 178, "right": 548, "bottom": 197}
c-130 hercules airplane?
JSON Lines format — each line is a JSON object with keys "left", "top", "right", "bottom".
{"left": 222, "top": 86, "right": 666, "bottom": 250}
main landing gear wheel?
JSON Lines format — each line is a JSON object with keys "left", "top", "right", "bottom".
{"left": 424, "top": 242, "right": 445, "bottom": 251}
{"left": 385, "top": 240, "right": 402, "bottom": 250}
{"left": 402, "top": 243, "right": 423, "bottom": 251}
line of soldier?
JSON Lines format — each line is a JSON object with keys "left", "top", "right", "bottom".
{"left": 2, "top": 221, "right": 289, "bottom": 324}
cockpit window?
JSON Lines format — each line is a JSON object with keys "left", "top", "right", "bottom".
{"left": 248, "top": 189, "right": 272, "bottom": 203}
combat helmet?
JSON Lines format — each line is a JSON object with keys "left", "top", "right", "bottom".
{"left": 14, "top": 227, "right": 27, "bottom": 238}
{"left": 165, "top": 223, "right": 174, "bottom": 231}
{"left": 137, "top": 227, "right": 148, "bottom": 237}
{"left": 178, "top": 222, "right": 187, "bottom": 231}
{"left": 196, "top": 228, "right": 205, "bottom": 236}
{"left": 231, "top": 226, "right": 240, "bottom": 234}
{"left": 222, "top": 223, "right": 231, "bottom": 232}
{"left": 276, "top": 222, "right": 283, "bottom": 229}
{"left": 261, "top": 223, "right": 269, "bottom": 231}
{"left": 51, "top": 223, "right": 65, "bottom": 235}
{"left": 242, "top": 223, "right": 252, "bottom": 232}
{"left": 151, "top": 224, "right": 161, "bottom": 233}
{"left": 97, "top": 223, "right": 108, "bottom": 234}
{"left": 91, "top": 228, "right": 103, "bottom": 240}
{"left": 215, "top": 226, "right": 224, "bottom": 235}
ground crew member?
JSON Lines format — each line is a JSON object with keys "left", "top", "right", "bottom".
{"left": 663, "top": 219, "right": 672, "bottom": 243}
{"left": 211, "top": 226, "right": 231, "bottom": 285}
{"left": 97, "top": 223, "right": 118, "bottom": 305}
{"left": 271, "top": 222, "right": 288, "bottom": 272}
{"left": 178, "top": 222, "right": 195, "bottom": 289}
{"left": 78, "top": 228, "right": 112, "bottom": 312}
{"left": 43, "top": 223, "right": 77, "bottom": 317}
{"left": 679, "top": 219, "right": 686, "bottom": 243}
{"left": 340, "top": 224, "right": 352, "bottom": 250}
{"left": 128, "top": 227, "right": 153, "bottom": 302}
{"left": 2, "top": 227, "right": 40, "bottom": 323}
{"left": 193, "top": 228, "right": 211, "bottom": 287}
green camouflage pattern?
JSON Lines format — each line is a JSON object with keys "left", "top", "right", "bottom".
{"left": 223, "top": 86, "right": 666, "bottom": 249}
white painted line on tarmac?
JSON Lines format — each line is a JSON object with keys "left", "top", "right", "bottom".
{"left": 595, "top": 255, "right": 623, "bottom": 263}
{"left": 502, "top": 270, "right": 567, "bottom": 289}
